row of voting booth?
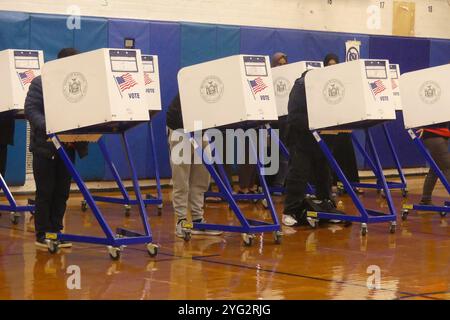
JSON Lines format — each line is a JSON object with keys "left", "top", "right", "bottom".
{"left": 0, "top": 46, "right": 448, "bottom": 259}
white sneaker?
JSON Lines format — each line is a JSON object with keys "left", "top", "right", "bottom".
{"left": 282, "top": 214, "right": 298, "bottom": 226}
{"left": 192, "top": 219, "right": 223, "bottom": 236}
{"left": 175, "top": 219, "right": 188, "bottom": 238}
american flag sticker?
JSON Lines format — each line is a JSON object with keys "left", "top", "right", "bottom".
{"left": 391, "top": 79, "right": 398, "bottom": 90}
{"left": 369, "top": 79, "right": 386, "bottom": 97}
{"left": 115, "top": 73, "right": 138, "bottom": 92}
{"left": 17, "top": 69, "right": 35, "bottom": 87}
{"left": 248, "top": 77, "right": 268, "bottom": 98}
{"left": 144, "top": 72, "right": 153, "bottom": 85}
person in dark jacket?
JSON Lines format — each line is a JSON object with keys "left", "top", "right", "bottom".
{"left": 282, "top": 70, "right": 335, "bottom": 226}
{"left": 25, "top": 48, "right": 88, "bottom": 248}
{"left": 322, "top": 53, "right": 363, "bottom": 195}
{"left": 0, "top": 118, "right": 15, "bottom": 177}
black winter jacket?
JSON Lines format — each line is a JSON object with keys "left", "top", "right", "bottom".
{"left": 286, "top": 72, "right": 310, "bottom": 146}
{"left": 0, "top": 118, "right": 15, "bottom": 146}
{"left": 24, "top": 76, "right": 88, "bottom": 159}
{"left": 166, "top": 94, "right": 184, "bottom": 130}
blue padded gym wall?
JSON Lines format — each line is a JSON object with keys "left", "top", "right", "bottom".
{"left": 0, "top": 12, "right": 29, "bottom": 186}
{"left": 148, "top": 21, "right": 181, "bottom": 178}
{"left": 105, "top": 18, "right": 152, "bottom": 180}
{"left": 369, "top": 36, "right": 431, "bottom": 168}
{"left": 429, "top": 39, "right": 450, "bottom": 67}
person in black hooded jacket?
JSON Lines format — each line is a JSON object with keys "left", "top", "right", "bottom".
{"left": 0, "top": 118, "right": 15, "bottom": 177}
{"left": 25, "top": 48, "right": 88, "bottom": 248}
{"left": 282, "top": 70, "right": 335, "bottom": 226}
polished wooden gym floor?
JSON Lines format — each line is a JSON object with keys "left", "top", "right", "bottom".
{"left": 0, "top": 176, "right": 448, "bottom": 300}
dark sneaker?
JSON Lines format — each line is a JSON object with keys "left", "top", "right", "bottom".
{"left": 419, "top": 199, "right": 434, "bottom": 206}
{"left": 191, "top": 219, "right": 223, "bottom": 236}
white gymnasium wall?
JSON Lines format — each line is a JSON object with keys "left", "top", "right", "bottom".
{"left": 0, "top": 0, "right": 449, "bottom": 39}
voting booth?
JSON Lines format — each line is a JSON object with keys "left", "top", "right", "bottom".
{"left": 348, "top": 63, "right": 408, "bottom": 197}
{"left": 176, "top": 55, "right": 282, "bottom": 246}
{"left": 303, "top": 59, "right": 398, "bottom": 235}
{"left": 400, "top": 63, "right": 450, "bottom": 129}
{"left": 0, "top": 49, "right": 42, "bottom": 225}
{"left": 0, "top": 49, "right": 44, "bottom": 115}
{"left": 41, "top": 48, "right": 158, "bottom": 259}
{"left": 42, "top": 48, "right": 149, "bottom": 135}
{"left": 305, "top": 59, "right": 396, "bottom": 130}
{"left": 389, "top": 64, "right": 402, "bottom": 111}
{"left": 178, "top": 55, "right": 278, "bottom": 132}
{"left": 272, "top": 60, "right": 323, "bottom": 117}
{"left": 400, "top": 64, "right": 450, "bottom": 219}
{"left": 141, "top": 54, "right": 162, "bottom": 114}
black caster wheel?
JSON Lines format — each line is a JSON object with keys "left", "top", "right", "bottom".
{"left": 81, "top": 200, "right": 88, "bottom": 212}
{"left": 124, "top": 205, "right": 131, "bottom": 217}
{"left": 46, "top": 240, "right": 60, "bottom": 254}
{"left": 10, "top": 212, "right": 19, "bottom": 225}
{"left": 183, "top": 230, "right": 191, "bottom": 242}
{"left": 242, "top": 233, "right": 254, "bottom": 247}
{"left": 107, "top": 246, "right": 122, "bottom": 261}
{"left": 401, "top": 189, "right": 408, "bottom": 198}
{"left": 401, "top": 209, "right": 409, "bottom": 221}
{"left": 440, "top": 211, "right": 447, "bottom": 218}
{"left": 389, "top": 222, "right": 397, "bottom": 234}
{"left": 361, "top": 224, "right": 368, "bottom": 236}
{"left": 146, "top": 243, "right": 159, "bottom": 257}
{"left": 273, "top": 231, "right": 282, "bottom": 245}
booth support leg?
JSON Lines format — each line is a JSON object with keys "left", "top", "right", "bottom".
{"left": 383, "top": 124, "right": 408, "bottom": 195}
{"left": 146, "top": 122, "right": 163, "bottom": 214}
{"left": 121, "top": 132, "right": 153, "bottom": 240}
{"left": 49, "top": 134, "right": 116, "bottom": 243}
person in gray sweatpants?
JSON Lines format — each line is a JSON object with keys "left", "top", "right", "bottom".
{"left": 166, "top": 94, "right": 222, "bottom": 237}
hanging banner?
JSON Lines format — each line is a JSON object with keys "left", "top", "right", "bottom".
{"left": 345, "top": 40, "right": 361, "bottom": 62}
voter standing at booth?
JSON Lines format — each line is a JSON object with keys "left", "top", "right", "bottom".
{"left": 267, "top": 52, "right": 289, "bottom": 193}
{"left": 282, "top": 70, "right": 335, "bottom": 226}
{"left": 419, "top": 123, "right": 450, "bottom": 205}
{"left": 25, "top": 48, "right": 88, "bottom": 248}
{"left": 166, "top": 93, "right": 222, "bottom": 238}
{"left": 0, "top": 118, "right": 14, "bottom": 176}
{"left": 322, "top": 53, "right": 363, "bottom": 195}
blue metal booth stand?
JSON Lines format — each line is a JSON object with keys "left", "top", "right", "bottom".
{"left": 0, "top": 113, "right": 34, "bottom": 225}
{"left": 184, "top": 127, "right": 282, "bottom": 247}
{"left": 45, "top": 126, "right": 158, "bottom": 261}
